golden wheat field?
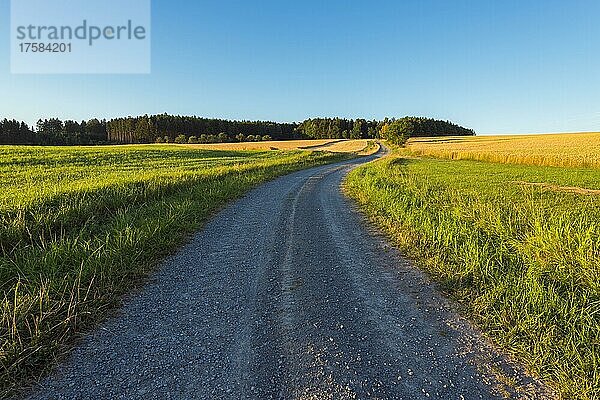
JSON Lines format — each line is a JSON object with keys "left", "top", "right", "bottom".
{"left": 407, "top": 132, "right": 600, "bottom": 168}
{"left": 183, "top": 139, "right": 374, "bottom": 154}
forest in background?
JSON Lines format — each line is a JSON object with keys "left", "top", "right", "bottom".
{"left": 0, "top": 114, "right": 475, "bottom": 146}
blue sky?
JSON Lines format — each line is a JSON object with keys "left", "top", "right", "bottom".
{"left": 1, "top": 0, "right": 600, "bottom": 134}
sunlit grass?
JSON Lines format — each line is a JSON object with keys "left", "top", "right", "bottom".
{"left": 0, "top": 144, "right": 347, "bottom": 396}
{"left": 345, "top": 154, "right": 600, "bottom": 399}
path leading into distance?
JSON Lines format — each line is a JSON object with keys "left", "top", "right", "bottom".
{"left": 26, "top": 150, "right": 551, "bottom": 399}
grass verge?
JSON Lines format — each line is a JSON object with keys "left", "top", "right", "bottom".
{"left": 0, "top": 145, "right": 349, "bottom": 396}
{"left": 344, "top": 152, "right": 599, "bottom": 399}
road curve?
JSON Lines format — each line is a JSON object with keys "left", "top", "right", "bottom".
{"left": 26, "top": 152, "right": 550, "bottom": 400}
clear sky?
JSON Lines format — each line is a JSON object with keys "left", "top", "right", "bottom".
{"left": 1, "top": 0, "right": 600, "bottom": 134}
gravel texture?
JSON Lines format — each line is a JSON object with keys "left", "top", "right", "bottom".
{"left": 25, "top": 152, "right": 552, "bottom": 399}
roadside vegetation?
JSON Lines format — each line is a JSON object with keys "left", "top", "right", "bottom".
{"left": 345, "top": 142, "right": 600, "bottom": 399}
{"left": 0, "top": 145, "right": 349, "bottom": 396}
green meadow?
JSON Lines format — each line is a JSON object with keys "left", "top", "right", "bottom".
{"left": 0, "top": 145, "right": 346, "bottom": 395}
{"left": 345, "top": 152, "right": 600, "bottom": 399}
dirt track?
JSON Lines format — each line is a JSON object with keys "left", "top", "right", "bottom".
{"left": 26, "top": 152, "right": 551, "bottom": 399}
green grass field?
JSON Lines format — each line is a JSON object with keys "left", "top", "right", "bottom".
{"left": 345, "top": 151, "right": 600, "bottom": 399}
{"left": 0, "top": 145, "right": 347, "bottom": 395}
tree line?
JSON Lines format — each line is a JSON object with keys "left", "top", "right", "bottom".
{"left": 106, "top": 114, "right": 299, "bottom": 144}
{"left": 295, "top": 116, "right": 474, "bottom": 143}
{"left": 0, "top": 114, "right": 474, "bottom": 145}
{"left": 0, "top": 118, "right": 108, "bottom": 145}
{"left": 296, "top": 118, "right": 381, "bottom": 139}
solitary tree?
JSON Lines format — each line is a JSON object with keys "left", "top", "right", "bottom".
{"left": 382, "top": 120, "right": 410, "bottom": 146}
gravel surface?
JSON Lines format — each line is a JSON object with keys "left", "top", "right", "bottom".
{"left": 25, "top": 152, "right": 552, "bottom": 399}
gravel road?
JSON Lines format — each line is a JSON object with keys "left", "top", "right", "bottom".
{"left": 26, "top": 151, "right": 551, "bottom": 399}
